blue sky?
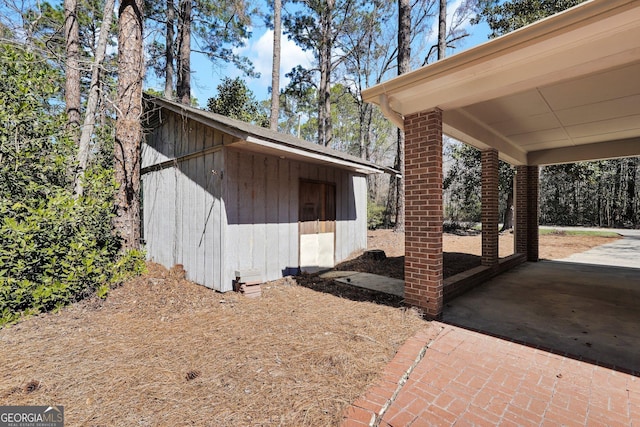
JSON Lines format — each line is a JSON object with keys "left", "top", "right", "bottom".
{"left": 146, "top": 1, "right": 492, "bottom": 107}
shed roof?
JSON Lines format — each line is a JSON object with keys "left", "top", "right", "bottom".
{"left": 144, "top": 95, "right": 394, "bottom": 175}
{"left": 363, "top": 0, "right": 640, "bottom": 166}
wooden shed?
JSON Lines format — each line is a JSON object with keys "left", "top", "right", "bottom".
{"left": 141, "top": 95, "right": 390, "bottom": 292}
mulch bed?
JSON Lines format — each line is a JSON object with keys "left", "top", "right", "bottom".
{"left": 0, "top": 263, "right": 427, "bottom": 426}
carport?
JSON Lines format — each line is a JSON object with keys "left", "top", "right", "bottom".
{"left": 362, "top": 0, "right": 640, "bottom": 319}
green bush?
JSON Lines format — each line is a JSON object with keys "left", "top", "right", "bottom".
{"left": 367, "top": 200, "right": 386, "bottom": 230}
{"left": 0, "top": 43, "right": 144, "bottom": 327}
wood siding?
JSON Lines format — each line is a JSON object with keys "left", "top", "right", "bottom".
{"left": 142, "top": 110, "right": 368, "bottom": 292}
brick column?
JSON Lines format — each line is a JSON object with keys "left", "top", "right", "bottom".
{"left": 527, "top": 166, "right": 539, "bottom": 262}
{"left": 514, "top": 165, "right": 539, "bottom": 261}
{"left": 404, "top": 109, "right": 443, "bottom": 319}
{"left": 514, "top": 166, "right": 528, "bottom": 256}
{"left": 481, "top": 149, "right": 499, "bottom": 267}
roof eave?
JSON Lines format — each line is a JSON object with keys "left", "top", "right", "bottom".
{"left": 362, "top": 0, "right": 637, "bottom": 110}
{"left": 144, "top": 95, "right": 390, "bottom": 175}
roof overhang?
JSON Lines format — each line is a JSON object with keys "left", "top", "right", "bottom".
{"left": 363, "top": 0, "right": 640, "bottom": 166}
{"left": 145, "top": 95, "right": 395, "bottom": 175}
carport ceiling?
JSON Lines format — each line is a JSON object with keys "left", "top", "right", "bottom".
{"left": 362, "top": 0, "right": 640, "bottom": 166}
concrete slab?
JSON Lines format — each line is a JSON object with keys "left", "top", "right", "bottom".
{"left": 443, "top": 260, "right": 640, "bottom": 373}
{"left": 318, "top": 270, "right": 360, "bottom": 279}
{"left": 335, "top": 272, "right": 404, "bottom": 298}
{"left": 557, "top": 235, "right": 640, "bottom": 268}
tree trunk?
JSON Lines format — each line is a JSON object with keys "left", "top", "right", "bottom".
{"left": 176, "top": 0, "right": 191, "bottom": 105}
{"left": 394, "top": 0, "right": 411, "bottom": 232}
{"left": 64, "top": 0, "right": 81, "bottom": 143}
{"left": 115, "top": 0, "right": 145, "bottom": 250}
{"left": 269, "top": 0, "right": 281, "bottom": 131}
{"left": 318, "top": 0, "right": 333, "bottom": 146}
{"left": 438, "top": 0, "right": 446, "bottom": 60}
{"left": 74, "top": 0, "right": 116, "bottom": 197}
{"left": 500, "top": 189, "right": 513, "bottom": 232}
{"left": 165, "top": 0, "right": 176, "bottom": 99}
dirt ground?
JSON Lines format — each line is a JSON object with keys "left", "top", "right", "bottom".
{"left": 0, "top": 230, "right": 620, "bottom": 426}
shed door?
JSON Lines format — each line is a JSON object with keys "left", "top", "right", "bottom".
{"left": 299, "top": 180, "right": 336, "bottom": 273}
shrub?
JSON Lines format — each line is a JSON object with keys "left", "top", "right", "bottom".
{"left": 0, "top": 43, "right": 144, "bottom": 327}
{"left": 367, "top": 200, "right": 386, "bottom": 230}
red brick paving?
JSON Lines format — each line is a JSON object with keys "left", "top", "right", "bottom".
{"left": 341, "top": 322, "right": 640, "bottom": 426}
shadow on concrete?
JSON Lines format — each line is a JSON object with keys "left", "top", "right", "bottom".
{"left": 295, "top": 252, "right": 486, "bottom": 308}
{"left": 443, "top": 260, "right": 640, "bottom": 375}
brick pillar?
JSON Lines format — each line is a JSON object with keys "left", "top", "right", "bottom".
{"left": 514, "top": 165, "right": 539, "bottom": 261}
{"left": 481, "top": 149, "right": 499, "bottom": 267}
{"left": 404, "top": 109, "right": 443, "bottom": 319}
{"left": 527, "top": 166, "right": 539, "bottom": 262}
{"left": 514, "top": 166, "right": 528, "bottom": 256}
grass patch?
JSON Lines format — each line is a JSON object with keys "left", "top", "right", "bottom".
{"left": 539, "top": 228, "right": 620, "bottom": 238}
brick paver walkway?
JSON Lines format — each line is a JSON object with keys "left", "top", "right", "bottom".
{"left": 342, "top": 323, "right": 640, "bottom": 426}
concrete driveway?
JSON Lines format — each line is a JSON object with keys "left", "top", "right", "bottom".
{"left": 550, "top": 226, "right": 640, "bottom": 268}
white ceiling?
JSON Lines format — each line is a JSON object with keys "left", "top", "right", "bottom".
{"left": 363, "top": 0, "right": 640, "bottom": 166}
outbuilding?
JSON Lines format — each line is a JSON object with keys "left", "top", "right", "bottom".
{"left": 141, "top": 95, "right": 390, "bottom": 291}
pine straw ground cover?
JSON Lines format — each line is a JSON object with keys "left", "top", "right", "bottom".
{"left": 0, "top": 264, "right": 426, "bottom": 426}
{"left": 0, "top": 230, "right": 620, "bottom": 425}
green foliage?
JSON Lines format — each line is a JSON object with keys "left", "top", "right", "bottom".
{"left": 145, "top": 0, "right": 258, "bottom": 81}
{"left": 367, "top": 200, "right": 386, "bottom": 230}
{"left": 207, "top": 77, "right": 269, "bottom": 127}
{"left": 443, "top": 140, "right": 514, "bottom": 223}
{"left": 443, "top": 142, "right": 482, "bottom": 222}
{"left": 475, "top": 0, "right": 586, "bottom": 38}
{"left": 539, "top": 159, "right": 639, "bottom": 227}
{"left": 0, "top": 43, "right": 142, "bottom": 327}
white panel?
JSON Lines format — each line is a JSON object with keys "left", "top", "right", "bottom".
{"left": 300, "top": 233, "right": 335, "bottom": 273}
{"left": 353, "top": 174, "right": 368, "bottom": 254}
{"left": 317, "top": 233, "right": 335, "bottom": 268}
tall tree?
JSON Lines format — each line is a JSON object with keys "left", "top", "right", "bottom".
{"left": 269, "top": 0, "right": 282, "bottom": 130}
{"left": 317, "top": 0, "right": 334, "bottom": 146}
{"left": 437, "top": 0, "right": 446, "bottom": 59}
{"left": 64, "top": 0, "right": 81, "bottom": 141}
{"left": 176, "top": 0, "right": 191, "bottom": 104}
{"left": 74, "top": 0, "right": 116, "bottom": 196}
{"left": 115, "top": 0, "right": 145, "bottom": 250}
{"left": 146, "top": 0, "right": 256, "bottom": 102}
{"left": 165, "top": 0, "right": 175, "bottom": 99}
{"left": 284, "top": 0, "right": 358, "bottom": 146}
{"left": 393, "top": 0, "right": 411, "bottom": 232}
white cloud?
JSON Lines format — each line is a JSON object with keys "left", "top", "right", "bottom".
{"left": 238, "top": 29, "right": 315, "bottom": 96}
